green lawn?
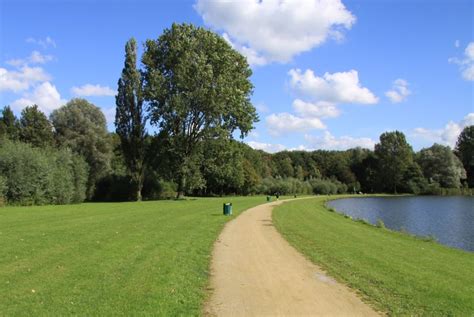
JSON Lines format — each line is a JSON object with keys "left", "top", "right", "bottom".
{"left": 0, "top": 196, "right": 269, "bottom": 316}
{"left": 273, "top": 196, "right": 474, "bottom": 316}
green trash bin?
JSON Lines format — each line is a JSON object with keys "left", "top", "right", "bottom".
{"left": 223, "top": 203, "right": 233, "bottom": 216}
{"left": 266, "top": 196, "right": 271, "bottom": 202}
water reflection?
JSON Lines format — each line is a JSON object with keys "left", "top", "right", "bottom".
{"left": 327, "top": 196, "right": 474, "bottom": 252}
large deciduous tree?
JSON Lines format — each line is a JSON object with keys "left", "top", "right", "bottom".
{"left": 50, "top": 98, "right": 112, "bottom": 199}
{"left": 417, "top": 144, "right": 466, "bottom": 188}
{"left": 374, "top": 131, "right": 413, "bottom": 193}
{"left": 142, "top": 23, "right": 258, "bottom": 198}
{"left": 115, "top": 38, "right": 147, "bottom": 201}
{"left": 455, "top": 125, "right": 474, "bottom": 187}
{"left": 19, "top": 105, "right": 54, "bottom": 147}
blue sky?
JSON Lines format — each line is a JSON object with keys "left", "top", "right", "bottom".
{"left": 1, "top": 0, "right": 473, "bottom": 152}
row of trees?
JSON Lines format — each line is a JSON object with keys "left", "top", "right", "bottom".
{"left": 1, "top": 23, "right": 473, "bottom": 205}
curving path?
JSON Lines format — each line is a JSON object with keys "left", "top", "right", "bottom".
{"left": 204, "top": 199, "right": 379, "bottom": 317}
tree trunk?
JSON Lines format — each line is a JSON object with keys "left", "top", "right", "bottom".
{"left": 137, "top": 180, "right": 143, "bottom": 201}
{"left": 176, "top": 173, "right": 186, "bottom": 199}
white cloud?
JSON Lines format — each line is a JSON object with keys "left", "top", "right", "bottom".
{"left": 412, "top": 113, "right": 474, "bottom": 148}
{"left": 6, "top": 51, "right": 54, "bottom": 67}
{"left": 292, "top": 99, "right": 340, "bottom": 118}
{"left": 305, "top": 131, "right": 375, "bottom": 150}
{"left": 266, "top": 112, "right": 325, "bottom": 136}
{"left": 288, "top": 68, "right": 378, "bottom": 105}
{"left": 0, "top": 65, "right": 51, "bottom": 92}
{"left": 449, "top": 41, "right": 474, "bottom": 81}
{"left": 71, "top": 84, "right": 115, "bottom": 97}
{"left": 222, "top": 33, "right": 267, "bottom": 66}
{"left": 26, "top": 36, "right": 56, "bottom": 49}
{"left": 247, "top": 141, "right": 287, "bottom": 153}
{"left": 195, "top": 0, "right": 355, "bottom": 65}
{"left": 11, "top": 82, "right": 66, "bottom": 114}
{"left": 385, "top": 78, "right": 411, "bottom": 103}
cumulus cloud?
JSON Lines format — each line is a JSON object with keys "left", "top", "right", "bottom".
{"left": 288, "top": 68, "right": 378, "bottom": 105}
{"left": 292, "top": 99, "right": 340, "bottom": 118}
{"left": 247, "top": 141, "right": 287, "bottom": 153}
{"left": 11, "top": 82, "right": 66, "bottom": 114}
{"left": 305, "top": 131, "right": 376, "bottom": 150}
{"left": 26, "top": 36, "right": 56, "bottom": 49}
{"left": 449, "top": 42, "right": 474, "bottom": 81}
{"left": 6, "top": 51, "right": 54, "bottom": 67}
{"left": 385, "top": 78, "right": 411, "bottom": 103}
{"left": 266, "top": 112, "right": 326, "bottom": 136}
{"left": 412, "top": 113, "right": 474, "bottom": 148}
{"left": 195, "top": 0, "right": 355, "bottom": 65}
{"left": 71, "top": 84, "right": 115, "bottom": 97}
{"left": 0, "top": 65, "right": 51, "bottom": 92}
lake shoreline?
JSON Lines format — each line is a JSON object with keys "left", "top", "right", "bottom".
{"left": 273, "top": 196, "right": 474, "bottom": 315}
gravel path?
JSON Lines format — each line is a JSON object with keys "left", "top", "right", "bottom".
{"left": 204, "top": 199, "right": 379, "bottom": 316}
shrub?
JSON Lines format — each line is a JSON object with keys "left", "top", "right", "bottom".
{"left": 0, "top": 140, "right": 88, "bottom": 205}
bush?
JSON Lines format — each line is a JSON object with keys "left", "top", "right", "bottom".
{"left": 0, "top": 140, "right": 88, "bottom": 205}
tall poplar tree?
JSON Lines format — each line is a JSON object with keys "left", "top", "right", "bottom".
{"left": 115, "top": 38, "right": 147, "bottom": 201}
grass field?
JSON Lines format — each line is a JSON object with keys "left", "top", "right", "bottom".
{"left": 273, "top": 196, "right": 474, "bottom": 316}
{"left": 0, "top": 196, "right": 270, "bottom": 316}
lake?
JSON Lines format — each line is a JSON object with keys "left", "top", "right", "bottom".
{"left": 327, "top": 196, "right": 474, "bottom": 252}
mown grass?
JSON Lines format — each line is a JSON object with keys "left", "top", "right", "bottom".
{"left": 273, "top": 196, "right": 474, "bottom": 316}
{"left": 0, "top": 196, "right": 270, "bottom": 316}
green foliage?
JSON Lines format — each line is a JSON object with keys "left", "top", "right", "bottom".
{"left": 455, "top": 125, "right": 474, "bottom": 187}
{"left": 257, "top": 177, "right": 313, "bottom": 195}
{"left": 201, "top": 139, "right": 245, "bottom": 195}
{"left": 374, "top": 131, "right": 414, "bottom": 193}
{"left": 19, "top": 105, "right": 54, "bottom": 147}
{"left": 50, "top": 98, "right": 112, "bottom": 199}
{"left": 417, "top": 143, "right": 466, "bottom": 188}
{"left": 0, "top": 106, "right": 20, "bottom": 140}
{"left": 0, "top": 139, "right": 88, "bottom": 205}
{"left": 116, "top": 38, "right": 147, "bottom": 201}
{"left": 274, "top": 197, "right": 474, "bottom": 316}
{"left": 143, "top": 23, "right": 258, "bottom": 197}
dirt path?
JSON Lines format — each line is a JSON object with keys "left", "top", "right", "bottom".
{"left": 205, "top": 199, "right": 379, "bottom": 317}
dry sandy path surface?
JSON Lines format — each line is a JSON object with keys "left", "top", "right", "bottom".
{"left": 205, "top": 199, "right": 379, "bottom": 317}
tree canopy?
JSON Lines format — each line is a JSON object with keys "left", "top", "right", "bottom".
{"left": 142, "top": 23, "right": 258, "bottom": 197}
{"left": 455, "top": 125, "right": 474, "bottom": 187}
{"left": 374, "top": 131, "right": 414, "bottom": 193}
{"left": 50, "top": 98, "right": 112, "bottom": 199}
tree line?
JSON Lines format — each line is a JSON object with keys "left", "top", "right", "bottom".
{"left": 1, "top": 23, "right": 473, "bottom": 205}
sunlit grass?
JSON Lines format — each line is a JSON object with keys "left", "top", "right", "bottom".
{"left": 0, "top": 196, "right": 269, "bottom": 315}
{"left": 273, "top": 196, "right": 474, "bottom": 316}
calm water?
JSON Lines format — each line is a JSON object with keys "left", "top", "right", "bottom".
{"left": 327, "top": 196, "right": 474, "bottom": 252}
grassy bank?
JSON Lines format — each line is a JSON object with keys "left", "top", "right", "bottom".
{"left": 0, "top": 196, "right": 269, "bottom": 316}
{"left": 273, "top": 196, "right": 474, "bottom": 316}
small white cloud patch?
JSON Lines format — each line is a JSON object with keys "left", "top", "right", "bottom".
{"left": 288, "top": 68, "right": 378, "bottom": 105}
{"left": 449, "top": 42, "right": 474, "bottom": 81}
{"left": 266, "top": 112, "right": 325, "bottom": 136}
{"left": 385, "top": 79, "right": 411, "bottom": 103}
{"left": 305, "top": 131, "right": 375, "bottom": 150}
{"left": 412, "top": 113, "right": 474, "bottom": 148}
{"left": 71, "top": 84, "right": 115, "bottom": 97}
